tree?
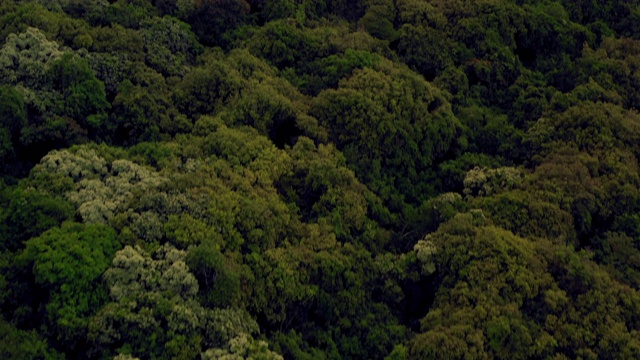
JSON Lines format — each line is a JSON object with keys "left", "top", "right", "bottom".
{"left": 0, "top": 3, "right": 93, "bottom": 50}
{"left": 0, "top": 186, "right": 74, "bottom": 253}
{"left": 47, "top": 53, "right": 109, "bottom": 128}
{"left": 0, "top": 317, "right": 63, "bottom": 360}
{"left": 16, "top": 222, "right": 118, "bottom": 352}
{"left": 186, "top": 240, "right": 243, "bottom": 308}
{"left": 90, "top": 244, "right": 278, "bottom": 359}
{"left": 312, "top": 60, "right": 461, "bottom": 210}
{"left": 177, "top": 0, "right": 250, "bottom": 47}
{"left": 202, "top": 333, "right": 284, "bottom": 360}
{"left": 396, "top": 24, "right": 456, "bottom": 81}
{"left": 0, "top": 26, "right": 112, "bottom": 157}
{"left": 0, "top": 85, "right": 26, "bottom": 162}
{"left": 174, "top": 59, "right": 244, "bottom": 119}
{"left": 245, "top": 19, "right": 328, "bottom": 70}
{"left": 31, "top": 146, "right": 168, "bottom": 225}
{"left": 109, "top": 79, "right": 163, "bottom": 144}
{"left": 140, "top": 15, "right": 203, "bottom": 76}
{"left": 90, "top": 244, "right": 202, "bottom": 358}
{"left": 0, "top": 26, "right": 62, "bottom": 86}
{"left": 358, "top": 0, "right": 397, "bottom": 41}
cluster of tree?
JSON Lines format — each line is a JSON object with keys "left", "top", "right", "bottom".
{"left": 2, "top": 0, "right": 640, "bottom": 359}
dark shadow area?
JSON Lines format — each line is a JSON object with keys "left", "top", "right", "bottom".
{"left": 269, "top": 114, "right": 302, "bottom": 149}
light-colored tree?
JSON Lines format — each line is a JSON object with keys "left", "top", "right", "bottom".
{"left": 113, "top": 354, "right": 140, "bottom": 360}
{"left": 463, "top": 166, "right": 523, "bottom": 197}
{"left": 0, "top": 27, "right": 63, "bottom": 87}
{"left": 33, "top": 147, "right": 109, "bottom": 181}
{"left": 202, "top": 333, "right": 284, "bottom": 360}
{"left": 32, "top": 147, "right": 168, "bottom": 226}
{"left": 92, "top": 243, "right": 280, "bottom": 358}
{"left": 414, "top": 235, "right": 437, "bottom": 276}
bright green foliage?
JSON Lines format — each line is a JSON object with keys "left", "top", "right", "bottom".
{"left": 24, "top": 129, "right": 401, "bottom": 358}
{"left": 16, "top": 222, "right": 118, "bottom": 349}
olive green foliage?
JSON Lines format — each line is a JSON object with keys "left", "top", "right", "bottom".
{"left": 3, "top": 0, "right": 640, "bottom": 359}
{"left": 0, "top": 317, "right": 62, "bottom": 360}
{"left": 312, "top": 59, "right": 461, "bottom": 208}
{"left": 140, "top": 15, "right": 203, "bottom": 76}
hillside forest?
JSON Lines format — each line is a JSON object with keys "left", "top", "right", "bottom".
{"left": 2, "top": 0, "right": 640, "bottom": 359}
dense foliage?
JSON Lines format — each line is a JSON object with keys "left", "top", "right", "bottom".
{"left": 2, "top": 0, "right": 640, "bottom": 359}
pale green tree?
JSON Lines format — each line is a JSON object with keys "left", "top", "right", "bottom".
{"left": 0, "top": 27, "right": 63, "bottom": 87}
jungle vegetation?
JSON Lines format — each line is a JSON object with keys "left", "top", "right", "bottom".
{"left": 2, "top": 0, "right": 640, "bottom": 359}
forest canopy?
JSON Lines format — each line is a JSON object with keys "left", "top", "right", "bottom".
{"left": 2, "top": 0, "right": 640, "bottom": 359}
